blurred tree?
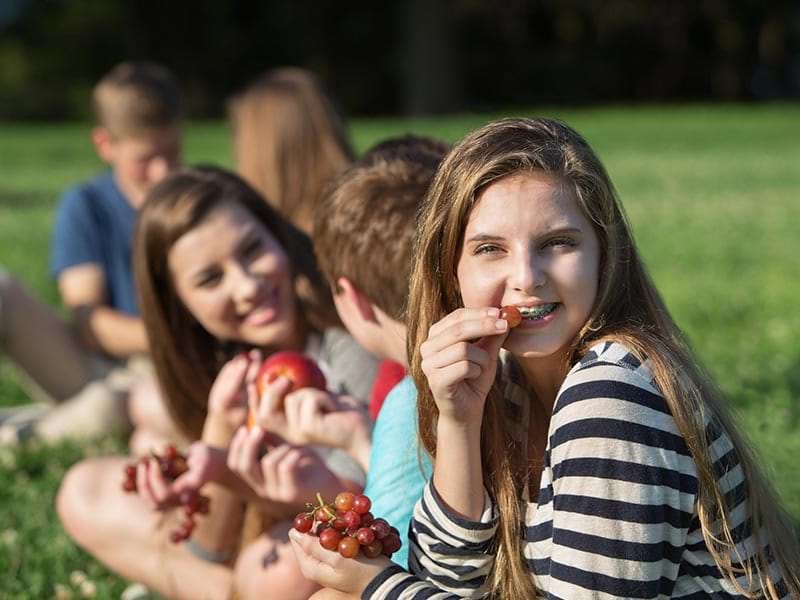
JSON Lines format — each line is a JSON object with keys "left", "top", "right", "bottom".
{"left": 0, "top": 0, "right": 796, "bottom": 120}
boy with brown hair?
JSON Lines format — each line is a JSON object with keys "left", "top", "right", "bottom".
{"left": 289, "top": 135, "right": 449, "bottom": 567}
{"left": 0, "top": 61, "right": 182, "bottom": 444}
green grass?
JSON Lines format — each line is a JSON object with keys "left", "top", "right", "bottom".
{"left": 1, "top": 105, "right": 799, "bottom": 597}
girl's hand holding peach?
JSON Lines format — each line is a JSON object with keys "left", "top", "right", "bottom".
{"left": 207, "top": 351, "right": 259, "bottom": 429}
{"left": 420, "top": 306, "right": 509, "bottom": 425}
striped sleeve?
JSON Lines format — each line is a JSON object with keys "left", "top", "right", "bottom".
{"left": 538, "top": 358, "right": 699, "bottom": 599}
{"left": 363, "top": 480, "right": 498, "bottom": 599}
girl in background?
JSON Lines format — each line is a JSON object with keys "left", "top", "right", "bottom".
{"left": 290, "top": 118, "right": 800, "bottom": 599}
{"left": 230, "top": 68, "right": 354, "bottom": 235}
{"left": 58, "top": 167, "right": 377, "bottom": 600}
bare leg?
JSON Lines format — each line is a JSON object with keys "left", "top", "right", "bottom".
{"left": 234, "top": 519, "right": 320, "bottom": 600}
{"left": 128, "top": 376, "right": 189, "bottom": 453}
{"left": 57, "top": 456, "right": 233, "bottom": 600}
{"left": 309, "top": 590, "right": 358, "bottom": 600}
{"left": 0, "top": 271, "right": 90, "bottom": 402}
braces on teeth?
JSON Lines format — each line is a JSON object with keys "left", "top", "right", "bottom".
{"left": 518, "top": 304, "right": 557, "bottom": 319}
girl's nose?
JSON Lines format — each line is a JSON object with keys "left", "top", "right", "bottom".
{"left": 231, "top": 265, "right": 260, "bottom": 304}
{"left": 510, "top": 253, "right": 546, "bottom": 293}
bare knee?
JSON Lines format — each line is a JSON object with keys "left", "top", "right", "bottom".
{"left": 235, "top": 529, "right": 319, "bottom": 600}
{"left": 127, "top": 378, "right": 185, "bottom": 445}
{"left": 309, "top": 590, "right": 356, "bottom": 600}
{"left": 57, "top": 459, "right": 106, "bottom": 550}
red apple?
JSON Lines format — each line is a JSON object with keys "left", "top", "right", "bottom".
{"left": 247, "top": 351, "right": 327, "bottom": 429}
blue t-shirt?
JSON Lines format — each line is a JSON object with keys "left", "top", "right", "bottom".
{"left": 363, "top": 376, "right": 431, "bottom": 568}
{"left": 51, "top": 171, "right": 139, "bottom": 315}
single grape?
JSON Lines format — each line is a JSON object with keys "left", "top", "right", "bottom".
{"left": 355, "top": 527, "right": 375, "bottom": 546}
{"left": 164, "top": 445, "right": 179, "bottom": 461}
{"left": 293, "top": 513, "right": 314, "bottom": 534}
{"left": 319, "top": 527, "right": 343, "bottom": 551}
{"left": 334, "top": 492, "right": 355, "bottom": 512}
{"left": 499, "top": 305, "right": 522, "bottom": 328}
{"left": 362, "top": 539, "right": 383, "bottom": 559}
{"left": 370, "top": 518, "right": 391, "bottom": 540}
{"left": 342, "top": 510, "right": 361, "bottom": 531}
{"left": 315, "top": 507, "right": 333, "bottom": 523}
{"left": 359, "top": 511, "right": 374, "bottom": 527}
{"left": 338, "top": 536, "right": 360, "bottom": 558}
{"left": 331, "top": 517, "right": 347, "bottom": 532}
{"left": 314, "top": 522, "right": 331, "bottom": 536}
{"left": 352, "top": 494, "right": 371, "bottom": 515}
{"left": 382, "top": 532, "right": 402, "bottom": 555}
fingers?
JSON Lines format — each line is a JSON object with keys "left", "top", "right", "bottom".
{"left": 228, "top": 426, "right": 267, "bottom": 493}
{"left": 289, "top": 528, "right": 341, "bottom": 569}
{"left": 259, "top": 444, "right": 298, "bottom": 500}
{"left": 252, "top": 376, "right": 293, "bottom": 428}
{"left": 421, "top": 341, "right": 491, "bottom": 371}
{"left": 136, "top": 458, "right": 174, "bottom": 510}
{"left": 284, "top": 389, "right": 333, "bottom": 443}
{"left": 433, "top": 360, "right": 483, "bottom": 384}
{"left": 244, "top": 349, "right": 263, "bottom": 384}
{"left": 422, "top": 311, "right": 508, "bottom": 358}
{"left": 427, "top": 306, "right": 500, "bottom": 339}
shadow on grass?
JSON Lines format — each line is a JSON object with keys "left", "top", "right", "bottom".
{"left": 0, "top": 189, "right": 53, "bottom": 209}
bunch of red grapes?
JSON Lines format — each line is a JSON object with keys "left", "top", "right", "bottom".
{"left": 122, "top": 444, "right": 211, "bottom": 544}
{"left": 294, "top": 492, "right": 402, "bottom": 559}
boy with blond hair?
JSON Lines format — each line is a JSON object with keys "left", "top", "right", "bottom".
{"left": 0, "top": 61, "right": 182, "bottom": 444}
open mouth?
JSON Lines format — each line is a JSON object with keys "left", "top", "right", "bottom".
{"left": 518, "top": 303, "right": 559, "bottom": 321}
{"left": 242, "top": 286, "right": 280, "bottom": 325}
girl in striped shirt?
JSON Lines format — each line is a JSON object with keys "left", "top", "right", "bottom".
{"left": 290, "top": 118, "right": 799, "bottom": 599}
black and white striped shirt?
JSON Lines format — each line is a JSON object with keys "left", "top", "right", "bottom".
{"left": 363, "top": 342, "right": 790, "bottom": 599}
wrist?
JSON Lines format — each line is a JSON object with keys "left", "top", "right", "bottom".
{"left": 201, "top": 414, "right": 236, "bottom": 446}
{"left": 436, "top": 414, "right": 482, "bottom": 438}
{"left": 347, "top": 418, "right": 372, "bottom": 472}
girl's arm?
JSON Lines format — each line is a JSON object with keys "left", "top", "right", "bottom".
{"left": 420, "top": 307, "right": 508, "bottom": 519}
{"left": 540, "top": 347, "right": 698, "bottom": 598}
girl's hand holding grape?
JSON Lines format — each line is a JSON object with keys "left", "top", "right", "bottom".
{"left": 288, "top": 492, "right": 397, "bottom": 595}
{"left": 420, "top": 306, "right": 509, "bottom": 425}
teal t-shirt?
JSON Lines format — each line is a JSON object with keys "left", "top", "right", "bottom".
{"left": 363, "top": 376, "right": 431, "bottom": 568}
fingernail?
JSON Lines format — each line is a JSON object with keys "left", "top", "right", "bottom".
{"left": 495, "top": 319, "right": 508, "bottom": 331}
{"left": 487, "top": 307, "right": 500, "bottom": 317}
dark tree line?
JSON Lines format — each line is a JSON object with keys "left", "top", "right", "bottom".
{"left": 0, "top": 0, "right": 797, "bottom": 119}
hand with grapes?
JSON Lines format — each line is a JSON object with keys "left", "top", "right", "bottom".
{"left": 121, "top": 444, "right": 211, "bottom": 543}
{"left": 288, "top": 492, "right": 397, "bottom": 595}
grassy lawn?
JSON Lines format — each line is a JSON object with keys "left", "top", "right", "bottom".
{"left": 1, "top": 104, "right": 799, "bottom": 597}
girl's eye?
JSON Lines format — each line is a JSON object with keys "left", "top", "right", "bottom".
{"left": 542, "top": 237, "right": 576, "bottom": 249}
{"left": 241, "top": 238, "right": 263, "bottom": 258}
{"left": 474, "top": 244, "right": 502, "bottom": 255}
{"left": 196, "top": 272, "right": 222, "bottom": 288}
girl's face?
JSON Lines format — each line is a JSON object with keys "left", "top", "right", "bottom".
{"left": 456, "top": 173, "right": 600, "bottom": 360}
{"left": 168, "top": 202, "right": 299, "bottom": 349}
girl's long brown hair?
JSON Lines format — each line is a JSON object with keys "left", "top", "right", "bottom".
{"left": 134, "top": 166, "right": 339, "bottom": 440}
{"left": 407, "top": 118, "right": 800, "bottom": 599}
{"left": 229, "top": 68, "right": 354, "bottom": 234}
